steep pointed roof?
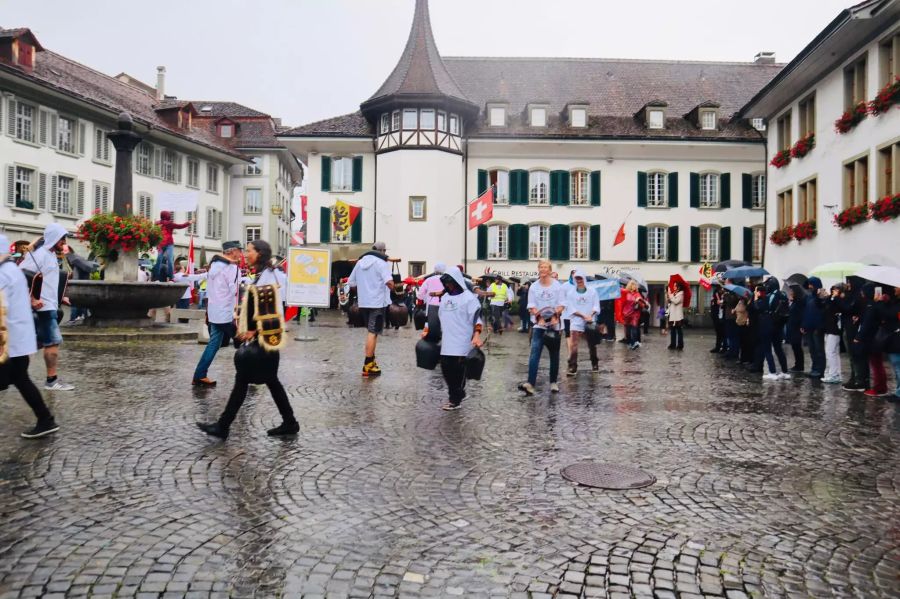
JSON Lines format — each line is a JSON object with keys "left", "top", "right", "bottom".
{"left": 360, "top": 0, "right": 476, "bottom": 118}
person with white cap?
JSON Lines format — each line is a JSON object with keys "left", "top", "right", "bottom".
{"left": 18, "top": 223, "right": 74, "bottom": 391}
{"left": 0, "top": 233, "right": 60, "bottom": 437}
{"left": 348, "top": 241, "right": 393, "bottom": 377}
{"left": 564, "top": 270, "right": 600, "bottom": 376}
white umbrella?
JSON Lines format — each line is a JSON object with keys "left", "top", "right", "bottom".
{"left": 856, "top": 265, "right": 900, "bottom": 288}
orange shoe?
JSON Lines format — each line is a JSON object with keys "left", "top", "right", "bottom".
{"left": 192, "top": 377, "right": 217, "bottom": 387}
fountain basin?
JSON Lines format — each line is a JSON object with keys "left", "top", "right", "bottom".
{"left": 67, "top": 280, "right": 189, "bottom": 327}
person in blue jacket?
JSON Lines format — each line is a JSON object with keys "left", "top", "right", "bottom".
{"left": 800, "top": 276, "right": 826, "bottom": 378}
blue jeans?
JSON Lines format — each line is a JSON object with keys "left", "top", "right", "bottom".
{"left": 725, "top": 320, "right": 740, "bottom": 358}
{"left": 888, "top": 353, "right": 900, "bottom": 398}
{"left": 804, "top": 329, "right": 826, "bottom": 375}
{"left": 193, "top": 322, "right": 231, "bottom": 380}
{"left": 153, "top": 245, "right": 175, "bottom": 281}
{"left": 527, "top": 327, "right": 560, "bottom": 386}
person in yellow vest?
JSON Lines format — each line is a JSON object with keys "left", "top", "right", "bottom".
{"left": 486, "top": 277, "right": 511, "bottom": 335}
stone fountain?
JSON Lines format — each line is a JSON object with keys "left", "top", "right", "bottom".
{"left": 66, "top": 113, "right": 188, "bottom": 329}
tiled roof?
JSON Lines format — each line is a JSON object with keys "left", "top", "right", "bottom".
{"left": 192, "top": 101, "right": 270, "bottom": 118}
{"left": 280, "top": 112, "right": 373, "bottom": 137}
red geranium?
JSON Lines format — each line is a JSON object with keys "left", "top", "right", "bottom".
{"left": 835, "top": 102, "right": 868, "bottom": 134}
{"left": 76, "top": 213, "right": 163, "bottom": 258}
{"left": 770, "top": 148, "right": 791, "bottom": 169}
{"left": 789, "top": 132, "right": 815, "bottom": 159}
{"left": 770, "top": 225, "right": 793, "bottom": 246}
{"left": 833, "top": 204, "right": 871, "bottom": 229}
{"left": 872, "top": 193, "right": 900, "bottom": 222}
{"left": 793, "top": 220, "right": 817, "bottom": 242}
{"left": 869, "top": 76, "right": 900, "bottom": 116}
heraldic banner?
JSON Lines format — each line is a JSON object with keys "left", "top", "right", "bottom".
{"left": 332, "top": 200, "right": 361, "bottom": 237}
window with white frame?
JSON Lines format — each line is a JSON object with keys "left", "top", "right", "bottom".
{"left": 92, "top": 181, "right": 110, "bottom": 213}
{"left": 380, "top": 113, "right": 390, "bottom": 134}
{"left": 489, "top": 106, "right": 506, "bottom": 127}
{"left": 245, "top": 188, "right": 262, "bottom": 214}
{"left": 449, "top": 114, "right": 459, "bottom": 135}
{"left": 409, "top": 196, "right": 426, "bottom": 221}
{"left": 56, "top": 176, "right": 74, "bottom": 216}
{"left": 647, "top": 172, "right": 667, "bottom": 207}
{"left": 437, "top": 111, "right": 446, "bottom": 132}
{"left": 391, "top": 110, "right": 401, "bottom": 132}
{"left": 137, "top": 192, "right": 153, "bottom": 218}
{"left": 487, "top": 224, "right": 508, "bottom": 259}
{"left": 528, "top": 224, "right": 549, "bottom": 259}
{"left": 206, "top": 207, "right": 223, "bottom": 239}
{"left": 570, "top": 107, "right": 587, "bottom": 128}
{"left": 699, "top": 226, "right": 719, "bottom": 262}
{"left": 219, "top": 124, "right": 233, "bottom": 138}
{"left": 489, "top": 170, "right": 509, "bottom": 205}
{"left": 751, "top": 118, "right": 766, "bottom": 131}
{"left": 409, "top": 262, "right": 426, "bottom": 277}
{"left": 14, "top": 166, "right": 34, "bottom": 209}
{"left": 420, "top": 109, "right": 435, "bottom": 130}
{"left": 751, "top": 226, "right": 764, "bottom": 262}
{"left": 529, "top": 170, "right": 549, "bottom": 205}
{"left": 57, "top": 116, "right": 76, "bottom": 153}
{"left": 402, "top": 109, "right": 417, "bottom": 129}
{"left": 648, "top": 109, "right": 664, "bottom": 129}
{"left": 570, "top": 171, "right": 590, "bottom": 206}
{"left": 245, "top": 226, "right": 261, "bottom": 245}
{"left": 699, "top": 173, "right": 719, "bottom": 208}
{"left": 570, "top": 224, "right": 589, "bottom": 260}
{"left": 15, "top": 102, "right": 34, "bottom": 142}
{"left": 136, "top": 143, "right": 153, "bottom": 176}
{"left": 186, "top": 211, "right": 198, "bottom": 235}
{"left": 207, "top": 164, "right": 219, "bottom": 193}
{"left": 330, "top": 157, "right": 354, "bottom": 192}
{"left": 187, "top": 158, "right": 199, "bottom": 188}
{"left": 700, "top": 110, "right": 717, "bottom": 130}
{"left": 648, "top": 226, "right": 667, "bottom": 261}
{"left": 94, "top": 128, "right": 110, "bottom": 162}
{"left": 162, "top": 149, "right": 177, "bottom": 183}
{"left": 530, "top": 107, "right": 547, "bottom": 127}
{"left": 246, "top": 156, "right": 262, "bottom": 175}
{"left": 752, "top": 174, "right": 766, "bottom": 209}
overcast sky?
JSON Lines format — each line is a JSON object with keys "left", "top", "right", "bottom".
{"left": 7, "top": 0, "right": 851, "bottom": 126}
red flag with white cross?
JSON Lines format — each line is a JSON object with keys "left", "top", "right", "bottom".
{"left": 468, "top": 186, "right": 494, "bottom": 230}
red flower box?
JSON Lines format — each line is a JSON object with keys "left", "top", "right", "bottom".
{"left": 869, "top": 76, "right": 900, "bottom": 116}
{"left": 833, "top": 204, "right": 871, "bottom": 229}
{"left": 872, "top": 193, "right": 900, "bottom": 222}
{"left": 789, "top": 132, "right": 815, "bottom": 159}
{"left": 770, "top": 148, "right": 791, "bottom": 169}
{"left": 792, "top": 220, "right": 817, "bottom": 243}
{"left": 770, "top": 225, "right": 793, "bottom": 246}
{"left": 76, "top": 213, "right": 163, "bottom": 257}
{"left": 834, "top": 102, "right": 868, "bottom": 134}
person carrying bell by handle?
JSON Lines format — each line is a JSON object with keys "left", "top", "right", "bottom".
{"left": 348, "top": 241, "right": 393, "bottom": 377}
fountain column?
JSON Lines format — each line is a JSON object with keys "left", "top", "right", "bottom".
{"left": 104, "top": 112, "right": 143, "bottom": 282}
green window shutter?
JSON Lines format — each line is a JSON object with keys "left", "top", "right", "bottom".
{"left": 590, "top": 171, "right": 601, "bottom": 206}
{"left": 720, "top": 226, "right": 731, "bottom": 260}
{"left": 720, "top": 173, "right": 731, "bottom": 208}
{"left": 509, "top": 170, "right": 520, "bottom": 204}
{"left": 559, "top": 171, "right": 570, "bottom": 206}
{"left": 637, "top": 225, "right": 647, "bottom": 262}
{"left": 477, "top": 225, "right": 488, "bottom": 260}
{"left": 689, "top": 172, "right": 699, "bottom": 208}
{"left": 319, "top": 206, "right": 331, "bottom": 243}
{"left": 510, "top": 169, "right": 528, "bottom": 205}
{"left": 742, "top": 173, "right": 752, "bottom": 209}
{"left": 351, "top": 211, "right": 362, "bottom": 243}
{"left": 743, "top": 227, "right": 753, "bottom": 262}
{"left": 477, "top": 169, "right": 488, "bottom": 194}
{"left": 508, "top": 224, "right": 520, "bottom": 260}
{"left": 668, "top": 226, "right": 680, "bottom": 262}
{"left": 351, "top": 156, "right": 363, "bottom": 192}
{"left": 690, "top": 226, "right": 700, "bottom": 262}
{"left": 510, "top": 224, "right": 528, "bottom": 259}
{"left": 637, "top": 171, "right": 647, "bottom": 207}
{"left": 549, "top": 171, "right": 561, "bottom": 205}
{"left": 589, "top": 224, "right": 601, "bottom": 260}
{"left": 668, "top": 172, "right": 678, "bottom": 207}
{"left": 321, "top": 156, "right": 332, "bottom": 192}
{"left": 548, "top": 224, "right": 570, "bottom": 260}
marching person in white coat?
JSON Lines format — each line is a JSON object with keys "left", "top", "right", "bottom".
{"left": 436, "top": 266, "right": 483, "bottom": 411}
{"left": 565, "top": 270, "right": 600, "bottom": 376}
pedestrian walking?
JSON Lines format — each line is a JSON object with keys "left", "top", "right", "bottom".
{"left": 519, "top": 260, "right": 565, "bottom": 396}
{"left": 191, "top": 240, "right": 243, "bottom": 387}
{"left": 0, "top": 234, "right": 59, "bottom": 438}
{"left": 348, "top": 242, "right": 393, "bottom": 377}
{"left": 152, "top": 211, "right": 192, "bottom": 282}
{"left": 486, "top": 276, "right": 511, "bottom": 335}
{"left": 517, "top": 282, "right": 531, "bottom": 332}
{"left": 436, "top": 266, "right": 483, "bottom": 411}
{"left": 565, "top": 270, "right": 600, "bottom": 375}
{"left": 197, "top": 240, "right": 298, "bottom": 439}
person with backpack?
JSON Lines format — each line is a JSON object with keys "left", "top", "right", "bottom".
{"left": 822, "top": 284, "right": 844, "bottom": 384}
{"left": 752, "top": 277, "right": 790, "bottom": 378}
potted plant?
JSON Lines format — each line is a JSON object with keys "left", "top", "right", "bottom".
{"left": 869, "top": 76, "right": 900, "bottom": 116}
{"left": 769, "top": 225, "right": 793, "bottom": 246}
{"left": 770, "top": 148, "right": 791, "bottom": 169}
{"left": 789, "top": 132, "right": 815, "bottom": 159}
{"left": 872, "top": 193, "right": 900, "bottom": 222}
{"left": 834, "top": 101, "right": 868, "bottom": 134}
{"left": 792, "top": 220, "right": 817, "bottom": 243}
{"left": 832, "top": 203, "right": 871, "bottom": 230}
{"left": 76, "top": 212, "right": 163, "bottom": 282}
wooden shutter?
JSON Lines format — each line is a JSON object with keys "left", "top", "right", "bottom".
{"left": 720, "top": 173, "right": 731, "bottom": 209}
{"left": 637, "top": 171, "right": 647, "bottom": 207}
{"left": 217, "top": 211, "right": 223, "bottom": 240}
{"left": 175, "top": 155, "right": 183, "bottom": 184}
{"left": 78, "top": 122, "right": 86, "bottom": 155}
{"left": 38, "top": 109, "right": 47, "bottom": 145}
{"left": 4, "top": 165, "right": 13, "bottom": 206}
{"left": 6, "top": 99, "right": 15, "bottom": 136}
{"left": 743, "top": 227, "right": 753, "bottom": 263}
{"left": 668, "top": 172, "right": 678, "bottom": 208}
{"left": 351, "top": 156, "right": 363, "bottom": 192}
{"left": 102, "top": 185, "right": 110, "bottom": 212}
{"left": 637, "top": 225, "right": 647, "bottom": 262}
{"left": 720, "top": 226, "right": 731, "bottom": 260}
{"left": 0, "top": 97, "right": 2, "bottom": 135}
{"left": 49, "top": 114, "right": 58, "bottom": 148}
{"left": 76, "top": 180, "right": 85, "bottom": 215}
{"left": 351, "top": 211, "right": 362, "bottom": 243}
{"left": 690, "top": 226, "right": 700, "bottom": 262}
{"left": 550, "top": 170, "right": 569, "bottom": 206}
{"left": 589, "top": 224, "right": 601, "bottom": 260}
{"left": 319, "top": 206, "right": 331, "bottom": 243}
{"left": 477, "top": 225, "right": 488, "bottom": 260}
{"left": 38, "top": 172, "right": 47, "bottom": 211}
{"left": 668, "top": 226, "right": 679, "bottom": 262}
{"left": 590, "top": 171, "right": 601, "bottom": 206}
{"left": 549, "top": 171, "right": 560, "bottom": 205}
{"left": 321, "top": 156, "right": 332, "bottom": 192}
{"left": 205, "top": 207, "right": 213, "bottom": 237}
{"left": 689, "top": 172, "right": 700, "bottom": 208}
{"left": 153, "top": 147, "right": 161, "bottom": 176}
{"left": 49, "top": 175, "right": 57, "bottom": 213}
{"left": 741, "top": 174, "right": 752, "bottom": 209}
{"left": 510, "top": 169, "right": 527, "bottom": 205}
{"left": 549, "top": 224, "right": 569, "bottom": 260}
{"left": 477, "top": 169, "right": 488, "bottom": 194}
{"left": 509, "top": 224, "right": 528, "bottom": 259}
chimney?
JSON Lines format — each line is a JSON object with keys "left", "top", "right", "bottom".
{"left": 754, "top": 51, "right": 776, "bottom": 65}
{"left": 156, "top": 66, "right": 166, "bottom": 101}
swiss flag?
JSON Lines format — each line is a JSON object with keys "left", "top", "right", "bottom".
{"left": 468, "top": 186, "right": 494, "bottom": 230}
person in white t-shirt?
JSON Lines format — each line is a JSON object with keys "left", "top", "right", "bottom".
{"left": 436, "top": 266, "right": 483, "bottom": 411}
{"left": 565, "top": 270, "right": 600, "bottom": 376}
{"left": 520, "top": 260, "right": 566, "bottom": 396}
{"left": 348, "top": 241, "right": 393, "bottom": 377}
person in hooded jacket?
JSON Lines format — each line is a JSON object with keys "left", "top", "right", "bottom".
{"left": 435, "top": 266, "right": 484, "bottom": 411}
{"left": 839, "top": 280, "right": 865, "bottom": 390}
{"left": 854, "top": 283, "right": 889, "bottom": 397}
{"left": 787, "top": 285, "right": 806, "bottom": 371}
{"left": 822, "top": 284, "right": 844, "bottom": 384}
{"left": 348, "top": 242, "right": 393, "bottom": 377}
{"left": 152, "top": 211, "right": 192, "bottom": 282}
{"left": 752, "top": 280, "right": 790, "bottom": 380}
{"left": 800, "top": 276, "right": 826, "bottom": 378}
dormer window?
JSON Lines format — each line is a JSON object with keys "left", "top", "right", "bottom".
{"left": 0, "top": 29, "right": 44, "bottom": 71}
{"left": 569, "top": 106, "right": 587, "bottom": 128}
{"left": 219, "top": 124, "right": 233, "bottom": 138}
{"left": 648, "top": 109, "right": 665, "bottom": 129}
{"left": 700, "top": 109, "right": 718, "bottom": 130}
{"left": 488, "top": 104, "right": 507, "bottom": 127}
{"left": 530, "top": 106, "right": 547, "bottom": 127}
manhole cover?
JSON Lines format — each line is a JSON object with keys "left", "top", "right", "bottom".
{"left": 561, "top": 462, "right": 656, "bottom": 490}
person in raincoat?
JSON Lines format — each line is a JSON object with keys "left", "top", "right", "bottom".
{"left": 435, "top": 266, "right": 483, "bottom": 410}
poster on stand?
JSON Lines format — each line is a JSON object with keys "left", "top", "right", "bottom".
{"left": 286, "top": 247, "right": 331, "bottom": 308}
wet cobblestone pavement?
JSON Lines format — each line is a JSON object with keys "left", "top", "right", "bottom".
{"left": 1, "top": 313, "right": 899, "bottom": 598}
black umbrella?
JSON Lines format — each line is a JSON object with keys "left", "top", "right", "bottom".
{"left": 713, "top": 259, "right": 751, "bottom": 273}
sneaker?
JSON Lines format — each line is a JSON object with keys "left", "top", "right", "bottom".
{"left": 778, "top": 372, "right": 792, "bottom": 380}
{"left": 550, "top": 382, "right": 560, "bottom": 393}
{"left": 518, "top": 382, "right": 536, "bottom": 396}
{"left": 591, "top": 364, "right": 599, "bottom": 373}
{"left": 21, "top": 420, "right": 59, "bottom": 439}
{"left": 44, "top": 380, "right": 74, "bottom": 391}
{"left": 843, "top": 383, "right": 866, "bottom": 391}
{"left": 821, "top": 377, "right": 842, "bottom": 384}
{"left": 192, "top": 377, "right": 217, "bottom": 387}
{"left": 267, "top": 421, "right": 300, "bottom": 436}
{"left": 441, "top": 402, "right": 461, "bottom": 411}
{"left": 763, "top": 373, "right": 780, "bottom": 381}
{"left": 362, "top": 361, "right": 382, "bottom": 377}
{"left": 566, "top": 368, "right": 577, "bottom": 377}
{"left": 789, "top": 366, "right": 805, "bottom": 372}
{"left": 196, "top": 422, "right": 228, "bottom": 439}
{"left": 864, "top": 389, "right": 889, "bottom": 397}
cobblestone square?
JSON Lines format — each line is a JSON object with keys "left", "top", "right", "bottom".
{"left": 1, "top": 316, "right": 898, "bottom": 598}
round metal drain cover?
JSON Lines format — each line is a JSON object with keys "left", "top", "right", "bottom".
{"left": 561, "top": 462, "right": 656, "bottom": 490}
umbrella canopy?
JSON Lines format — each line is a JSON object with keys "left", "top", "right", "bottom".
{"left": 856, "top": 265, "right": 900, "bottom": 288}
{"left": 724, "top": 283, "right": 751, "bottom": 297}
{"left": 668, "top": 273, "right": 693, "bottom": 307}
{"left": 723, "top": 265, "right": 769, "bottom": 280}
{"left": 402, "top": 277, "right": 418, "bottom": 285}
{"left": 713, "top": 259, "right": 750, "bottom": 273}
{"left": 618, "top": 270, "right": 648, "bottom": 292}
{"left": 809, "top": 262, "right": 867, "bottom": 279}
{"left": 784, "top": 273, "right": 808, "bottom": 288}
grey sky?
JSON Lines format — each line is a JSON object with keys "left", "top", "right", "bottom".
{"left": 8, "top": 0, "right": 851, "bottom": 127}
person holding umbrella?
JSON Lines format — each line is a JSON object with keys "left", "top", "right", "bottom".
{"left": 666, "top": 276, "right": 689, "bottom": 350}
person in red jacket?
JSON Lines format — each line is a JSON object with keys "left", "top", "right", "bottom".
{"left": 152, "top": 211, "right": 192, "bottom": 282}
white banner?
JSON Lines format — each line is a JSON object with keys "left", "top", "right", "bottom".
{"left": 156, "top": 191, "right": 199, "bottom": 213}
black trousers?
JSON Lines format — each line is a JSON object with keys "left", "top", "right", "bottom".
{"left": 669, "top": 321, "right": 684, "bottom": 349}
{"left": 218, "top": 352, "right": 296, "bottom": 429}
{"left": 711, "top": 316, "right": 725, "bottom": 350}
{"left": 850, "top": 349, "right": 870, "bottom": 388}
{"left": 440, "top": 355, "right": 467, "bottom": 405}
{"left": 5, "top": 356, "right": 53, "bottom": 423}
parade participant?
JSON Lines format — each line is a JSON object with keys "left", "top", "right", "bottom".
{"left": 622, "top": 280, "right": 646, "bottom": 350}
{"left": 172, "top": 263, "right": 194, "bottom": 309}
{"left": 666, "top": 281, "right": 685, "bottom": 350}
{"left": 435, "top": 266, "right": 483, "bottom": 411}
{"left": 64, "top": 248, "right": 98, "bottom": 324}
{"left": 191, "top": 241, "right": 243, "bottom": 387}
{"left": 560, "top": 270, "right": 576, "bottom": 354}
{"left": 565, "top": 270, "right": 600, "bottom": 375}
{"left": 197, "top": 240, "right": 298, "bottom": 439}
{"left": 752, "top": 284, "right": 788, "bottom": 381}
{"left": 19, "top": 223, "right": 74, "bottom": 391}
{"left": 486, "top": 276, "right": 511, "bottom": 335}
{"left": 152, "top": 211, "right": 192, "bottom": 282}
{"left": 520, "top": 260, "right": 565, "bottom": 396}
{"left": 417, "top": 263, "right": 446, "bottom": 339}
{"left": 348, "top": 241, "right": 392, "bottom": 377}
{"left": 0, "top": 234, "right": 59, "bottom": 438}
